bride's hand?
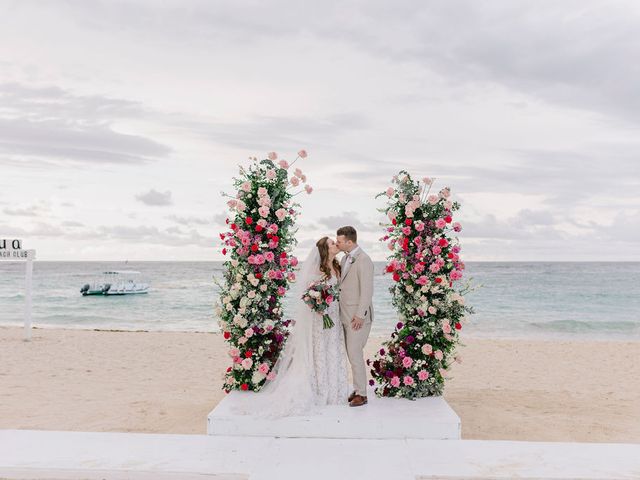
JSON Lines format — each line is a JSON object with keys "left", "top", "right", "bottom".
{"left": 351, "top": 316, "right": 364, "bottom": 331}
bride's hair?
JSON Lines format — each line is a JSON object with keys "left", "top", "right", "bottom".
{"left": 316, "top": 236, "right": 341, "bottom": 279}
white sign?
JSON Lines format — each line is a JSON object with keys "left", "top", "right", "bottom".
{"left": 0, "top": 249, "right": 36, "bottom": 260}
{"left": 0, "top": 238, "right": 35, "bottom": 340}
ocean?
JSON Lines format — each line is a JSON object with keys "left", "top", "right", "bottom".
{"left": 1, "top": 261, "right": 639, "bottom": 340}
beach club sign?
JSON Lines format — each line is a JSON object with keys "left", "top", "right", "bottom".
{"left": 1, "top": 238, "right": 36, "bottom": 340}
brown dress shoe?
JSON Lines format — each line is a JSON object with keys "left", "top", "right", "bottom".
{"left": 349, "top": 394, "right": 368, "bottom": 407}
{"left": 347, "top": 391, "right": 357, "bottom": 403}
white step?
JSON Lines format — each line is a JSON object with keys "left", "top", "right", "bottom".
{"left": 207, "top": 388, "right": 461, "bottom": 440}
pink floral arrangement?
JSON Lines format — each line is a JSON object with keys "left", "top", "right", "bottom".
{"left": 368, "top": 171, "right": 474, "bottom": 399}
{"left": 216, "top": 150, "right": 311, "bottom": 392}
{"left": 302, "top": 279, "right": 340, "bottom": 329}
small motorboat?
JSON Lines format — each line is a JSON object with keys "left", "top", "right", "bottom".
{"left": 81, "top": 271, "right": 149, "bottom": 296}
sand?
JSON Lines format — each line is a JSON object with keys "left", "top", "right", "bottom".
{"left": 1, "top": 326, "right": 639, "bottom": 443}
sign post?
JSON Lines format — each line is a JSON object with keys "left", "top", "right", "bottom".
{"left": 0, "top": 239, "right": 36, "bottom": 341}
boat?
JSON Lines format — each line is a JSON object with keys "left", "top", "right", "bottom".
{"left": 80, "top": 271, "right": 150, "bottom": 296}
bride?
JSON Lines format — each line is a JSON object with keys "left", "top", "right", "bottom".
{"left": 232, "top": 236, "right": 349, "bottom": 417}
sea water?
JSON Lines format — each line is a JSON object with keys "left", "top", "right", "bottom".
{"left": 0, "top": 261, "right": 638, "bottom": 340}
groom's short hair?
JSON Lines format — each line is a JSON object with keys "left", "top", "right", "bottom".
{"left": 337, "top": 226, "right": 357, "bottom": 243}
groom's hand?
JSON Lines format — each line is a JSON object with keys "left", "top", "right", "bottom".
{"left": 351, "top": 316, "right": 364, "bottom": 331}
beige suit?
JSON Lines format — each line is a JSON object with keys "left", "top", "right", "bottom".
{"left": 339, "top": 247, "right": 374, "bottom": 396}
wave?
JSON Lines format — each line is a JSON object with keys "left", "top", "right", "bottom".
{"left": 530, "top": 319, "right": 640, "bottom": 334}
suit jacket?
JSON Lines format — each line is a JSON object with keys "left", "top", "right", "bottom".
{"left": 339, "top": 247, "right": 375, "bottom": 323}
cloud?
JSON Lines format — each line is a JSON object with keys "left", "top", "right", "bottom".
{"left": 317, "top": 211, "right": 381, "bottom": 233}
{"left": 0, "top": 83, "right": 171, "bottom": 166}
{"left": 135, "top": 189, "right": 173, "bottom": 206}
{"left": 166, "top": 214, "right": 212, "bottom": 226}
{"left": 2, "top": 204, "right": 46, "bottom": 217}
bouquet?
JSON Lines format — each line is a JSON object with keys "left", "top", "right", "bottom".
{"left": 302, "top": 279, "right": 340, "bottom": 329}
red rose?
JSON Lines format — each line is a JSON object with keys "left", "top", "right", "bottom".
{"left": 226, "top": 366, "right": 232, "bottom": 372}
{"left": 405, "top": 219, "right": 412, "bottom": 226}
{"left": 251, "top": 244, "right": 258, "bottom": 252}
{"left": 445, "top": 215, "right": 452, "bottom": 223}
{"left": 386, "top": 265, "right": 394, "bottom": 273}
{"left": 255, "top": 225, "right": 263, "bottom": 232}
{"left": 447, "top": 252, "right": 454, "bottom": 259}
{"left": 438, "top": 238, "right": 448, "bottom": 247}
{"left": 219, "top": 233, "right": 225, "bottom": 240}
{"left": 245, "top": 350, "right": 253, "bottom": 358}
{"left": 393, "top": 272, "right": 401, "bottom": 282}
{"left": 223, "top": 331, "right": 231, "bottom": 339}
{"left": 231, "top": 223, "right": 237, "bottom": 230}
{"left": 392, "top": 218, "right": 397, "bottom": 225}
{"left": 245, "top": 217, "right": 253, "bottom": 225}
{"left": 255, "top": 273, "right": 263, "bottom": 279}
{"left": 455, "top": 322, "right": 462, "bottom": 330}
{"left": 435, "top": 277, "right": 442, "bottom": 284}
{"left": 241, "top": 383, "right": 249, "bottom": 391}
{"left": 280, "top": 252, "right": 287, "bottom": 258}
{"left": 222, "top": 248, "right": 227, "bottom": 255}
{"left": 225, "top": 218, "right": 230, "bottom": 224}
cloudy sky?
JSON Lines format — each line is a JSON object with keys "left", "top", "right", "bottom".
{"left": 1, "top": 0, "right": 639, "bottom": 261}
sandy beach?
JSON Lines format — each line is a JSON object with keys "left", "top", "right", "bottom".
{"left": 1, "top": 326, "right": 639, "bottom": 443}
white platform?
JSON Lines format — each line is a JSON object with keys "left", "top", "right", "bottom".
{"left": 2, "top": 429, "right": 640, "bottom": 480}
{"left": 207, "top": 389, "right": 461, "bottom": 440}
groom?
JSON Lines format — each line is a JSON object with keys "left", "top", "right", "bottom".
{"left": 336, "top": 226, "right": 374, "bottom": 407}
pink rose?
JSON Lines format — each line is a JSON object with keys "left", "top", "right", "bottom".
{"left": 453, "top": 222, "right": 462, "bottom": 232}
{"left": 228, "top": 348, "right": 240, "bottom": 357}
{"left": 403, "top": 375, "right": 414, "bottom": 386}
{"left": 416, "top": 275, "right": 428, "bottom": 285}
{"left": 258, "top": 362, "right": 270, "bottom": 375}
{"left": 422, "top": 177, "right": 433, "bottom": 185}
{"left": 241, "top": 358, "right": 253, "bottom": 370}
{"left": 435, "top": 218, "right": 446, "bottom": 229}
{"left": 278, "top": 160, "right": 289, "bottom": 169}
{"left": 268, "top": 152, "right": 278, "bottom": 160}
{"left": 277, "top": 286, "right": 286, "bottom": 296}
{"left": 439, "top": 368, "right": 448, "bottom": 378}
{"left": 288, "top": 272, "right": 296, "bottom": 282}
{"left": 245, "top": 327, "right": 254, "bottom": 338}
{"left": 258, "top": 206, "right": 270, "bottom": 218}
{"left": 421, "top": 344, "right": 433, "bottom": 355}
{"left": 298, "top": 149, "right": 308, "bottom": 158}
{"left": 241, "top": 182, "right": 251, "bottom": 192}
{"left": 305, "top": 185, "right": 313, "bottom": 194}
{"left": 442, "top": 322, "right": 451, "bottom": 334}
{"left": 257, "top": 219, "right": 268, "bottom": 228}
{"left": 418, "top": 370, "right": 429, "bottom": 381}
{"left": 428, "top": 306, "right": 437, "bottom": 315}
{"left": 290, "top": 176, "right": 300, "bottom": 187}
{"left": 428, "top": 195, "right": 439, "bottom": 205}
{"left": 290, "top": 256, "right": 299, "bottom": 267}
{"left": 440, "top": 187, "right": 451, "bottom": 199}
{"left": 402, "top": 226, "right": 411, "bottom": 235}
{"left": 227, "top": 199, "right": 237, "bottom": 208}
{"left": 326, "top": 295, "right": 334, "bottom": 304}
{"left": 432, "top": 245, "right": 442, "bottom": 255}
{"left": 402, "top": 356, "right": 413, "bottom": 368}
{"left": 434, "top": 350, "right": 443, "bottom": 360}
{"left": 450, "top": 270, "right": 463, "bottom": 281}
{"left": 275, "top": 209, "right": 287, "bottom": 221}
{"left": 267, "top": 371, "right": 276, "bottom": 381}
{"left": 266, "top": 169, "right": 277, "bottom": 180}
{"left": 415, "top": 222, "right": 425, "bottom": 232}
{"left": 294, "top": 168, "right": 303, "bottom": 178}
{"left": 390, "top": 376, "right": 401, "bottom": 387}
{"left": 386, "top": 187, "right": 395, "bottom": 197}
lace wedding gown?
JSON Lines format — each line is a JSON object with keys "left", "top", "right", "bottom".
{"left": 230, "top": 250, "right": 349, "bottom": 418}
{"left": 310, "top": 274, "right": 349, "bottom": 405}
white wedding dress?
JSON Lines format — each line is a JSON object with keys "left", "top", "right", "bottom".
{"left": 230, "top": 248, "right": 349, "bottom": 418}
